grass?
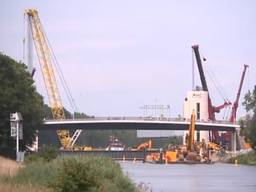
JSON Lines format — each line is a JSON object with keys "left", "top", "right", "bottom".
{"left": 0, "top": 154, "right": 138, "bottom": 192}
{"left": 0, "top": 183, "right": 51, "bottom": 192}
{"left": 0, "top": 156, "right": 22, "bottom": 177}
{"left": 0, "top": 156, "right": 50, "bottom": 192}
{"left": 13, "top": 156, "right": 137, "bottom": 192}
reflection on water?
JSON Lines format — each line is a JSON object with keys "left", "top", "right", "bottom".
{"left": 121, "top": 162, "right": 256, "bottom": 192}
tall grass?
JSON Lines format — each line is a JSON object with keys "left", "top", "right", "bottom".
{"left": 0, "top": 156, "right": 22, "bottom": 177}
{"left": 0, "top": 156, "right": 50, "bottom": 192}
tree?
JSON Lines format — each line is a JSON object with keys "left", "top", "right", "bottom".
{"left": 241, "top": 86, "right": 256, "bottom": 149}
{"left": 42, "top": 104, "right": 73, "bottom": 119}
{"left": 74, "top": 112, "right": 92, "bottom": 119}
{"left": 0, "top": 54, "right": 44, "bottom": 157}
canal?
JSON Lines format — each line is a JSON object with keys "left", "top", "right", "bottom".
{"left": 121, "top": 162, "right": 256, "bottom": 192}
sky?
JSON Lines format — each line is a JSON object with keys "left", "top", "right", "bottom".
{"left": 0, "top": 0, "right": 255, "bottom": 119}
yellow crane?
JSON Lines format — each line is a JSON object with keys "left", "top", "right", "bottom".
{"left": 25, "top": 9, "right": 79, "bottom": 149}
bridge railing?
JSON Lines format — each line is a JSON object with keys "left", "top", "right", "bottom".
{"left": 44, "top": 116, "right": 236, "bottom": 125}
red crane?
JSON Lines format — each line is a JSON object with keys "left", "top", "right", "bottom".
{"left": 221, "top": 64, "right": 249, "bottom": 149}
{"left": 229, "top": 64, "right": 249, "bottom": 122}
{"left": 192, "top": 45, "right": 231, "bottom": 143}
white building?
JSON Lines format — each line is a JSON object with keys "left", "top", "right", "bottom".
{"left": 183, "top": 89, "right": 209, "bottom": 143}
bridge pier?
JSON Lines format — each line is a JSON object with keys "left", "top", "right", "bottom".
{"left": 231, "top": 131, "right": 236, "bottom": 153}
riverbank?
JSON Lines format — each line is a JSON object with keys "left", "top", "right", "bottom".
{"left": 0, "top": 156, "right": 47, "bottom": 192}
{"left": 228, "top": 150, "right": 256, "bottom": 165}
{"left": 0, "top": 155, "right": 138, "bottom": 192}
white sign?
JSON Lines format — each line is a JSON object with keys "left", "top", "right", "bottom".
{"left": 10, "top": 112, "right": 23, "bottom": 140}
{"left": 10, "top": 122, "right": 17, "bottom": 137}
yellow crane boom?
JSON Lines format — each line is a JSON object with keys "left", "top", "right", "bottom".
{"left": 25, "top": 9, "right": 72, "bottom": 148}
{"left": 187, "top": 110, "right": 195, "bottom": 151}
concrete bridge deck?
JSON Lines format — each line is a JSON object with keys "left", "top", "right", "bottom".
{"left": 42, "top": 117, "right": 239, "bottom": 132}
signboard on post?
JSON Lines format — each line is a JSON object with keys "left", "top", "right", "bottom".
{"left": 10, "top": 121, "right": 17, "bottom": 137}
{"left": 10, "top": 113, "right": 23, "bottom": 139}
{"left": 10, "top": 112, "right": 23, "bottom": 162}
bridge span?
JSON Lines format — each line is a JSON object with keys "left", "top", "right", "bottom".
{"left": 42, "top": 117, "right": 239, "bottom": 132}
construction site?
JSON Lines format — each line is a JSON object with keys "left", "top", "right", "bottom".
{"left": 22, "top": 9, "right": 252, "bottom": 165}
{"left": 1, "top": 2, "right": 256, "bottom": 192}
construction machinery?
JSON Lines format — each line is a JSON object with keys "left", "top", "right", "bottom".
{"left": 25, "top": 9, "right": 83, "bottom": 150}
{"left": 229, "top": 64, "right": 249, "bottom": 123}
{"left": 184, "top": 110, "right": 209, "bottom": 162}
{"left": 136, "top": 140, "right": 152, "bottom": 150}
{"left": 192, "top": 45, "right": 249, "bottom": 150}
{"left": 192, "top": 45, "right": 231, "bottom": 143}
{"left": 222, "top": 64, "right": 249, "bottom": 149}
{"left": 146, "top": 111, "right": 211, "bottom": 164}
{"left": 187, "top": 111, "right": 196, "bottom": 151}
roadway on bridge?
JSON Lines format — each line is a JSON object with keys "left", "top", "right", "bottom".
{"left": 42, "top": 117, "right": 239, "bottom": 132}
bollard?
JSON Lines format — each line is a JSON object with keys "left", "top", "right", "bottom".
{"left": 133, "top": 157, "right": 136, "bottom": 163}
{"left": 235, "top": 159, "right": 238, "bottom": 166}
{"left": 122, "top": 156, "right": 125, "bottom": 162}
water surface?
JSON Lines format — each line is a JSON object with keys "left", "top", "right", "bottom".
{"left": 121, "top": 162, "right": 256, "bottom": 192}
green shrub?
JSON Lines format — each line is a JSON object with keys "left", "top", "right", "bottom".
{"left": 49, "top": 156, "right": 136, "bottom": 192}
{"left": 13, "top": 156, "right": 137, "bottom": 192}
{"left": 25, "top": 145, "right": 59, "bottom": 163}
{"left": 228, "top": 151, "right": 256, "bottom": 165}
{"left": 12, "top": 159, "right": 58, "bottom": 186}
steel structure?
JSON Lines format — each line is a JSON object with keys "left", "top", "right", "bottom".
{"left": 222, "top": 64, "right": 249, "bottom": 148}
{"left": 25, "top": 9, "right": 77, "bottom": 149}
{"left": 192, "top": 45, "right": 231, "bottom": 143}
{"left": 229, "top": 64, "right": 249, "bottom": 122}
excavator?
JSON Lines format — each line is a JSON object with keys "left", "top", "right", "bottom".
{"left": 184, "top": 110, "right": 210, "bottom": 163}
{"left": 25, "top": 9, "right": 89, "bottom": 150}
{"left": 136, "top": 140, "right": 152, "bottom": 150}
{"left": 146, "top": 111, "right": 210, "bottom": 163}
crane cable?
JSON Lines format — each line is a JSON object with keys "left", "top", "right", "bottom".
{"left": 205, "top": 66, "right": 229, "bottom": 102}
{"left": 40, "top": 23, "right": 79, "bottom": 114}
{"left": 200, "top": 50, "right": 230, "bottom": 103}
{"left": 246, "top": 66, "right": 251, "bottom": 92}
{"left": 223, "top": 105, "right": 231, "bottom": 120}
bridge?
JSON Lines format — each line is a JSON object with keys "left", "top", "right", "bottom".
{"left": 42, "top": 117, "right": 239, "bottom": 151}
{"left": 43, "top": 117, "right": 239, "bottom": 131}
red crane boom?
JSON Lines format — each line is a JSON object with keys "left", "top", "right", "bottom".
{"left": 222, "top": 64, "right": 249, "bottom": 150}
{"left": 229, "top": 64, "right": 249, "bottom": 122}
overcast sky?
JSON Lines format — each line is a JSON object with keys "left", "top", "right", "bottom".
{"left": 1, "top": 0, "right": 255, "bottom": 119}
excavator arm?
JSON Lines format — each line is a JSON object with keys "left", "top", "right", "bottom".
{"left": 137, "top": 140, "right": 152, "bottom": 150}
